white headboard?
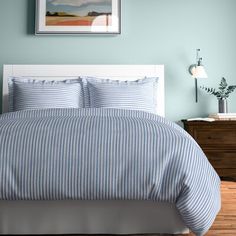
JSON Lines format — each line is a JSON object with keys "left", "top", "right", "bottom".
{"left": 2, "top": 65, "right": 165, "bottom": 116}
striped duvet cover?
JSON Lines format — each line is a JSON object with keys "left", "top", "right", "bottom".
{"left": 0, "top": 108, "right": 220, "bottom": 235}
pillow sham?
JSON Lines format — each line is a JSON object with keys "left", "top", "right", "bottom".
{"left": 81, "top": 77, "right": 159, "bottom": 113}
{"left": 8, "top": 77, "right": 83, "bottom": 111}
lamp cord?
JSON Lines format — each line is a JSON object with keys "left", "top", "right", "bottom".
{"left": 195, "top": 78, "right": 198, "bottom": 103}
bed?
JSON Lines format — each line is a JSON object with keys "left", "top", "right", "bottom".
{"left": 0, "top": 65, "right": 220, "bottom": 235}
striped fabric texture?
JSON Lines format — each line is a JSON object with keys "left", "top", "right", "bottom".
{"left": 81, "top": 77, "right": 159, "bottom": 113}
{"left": 8, "top": 77, "right": 83, "bottom": 111}
{"left": 0, "top": 108, "right": 220, "bottom": 235}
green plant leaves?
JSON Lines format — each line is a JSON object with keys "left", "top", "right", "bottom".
{"left": 219, "top": 77, "right": 227, "bottom": 90}
{"left": 200, "top": 77, "right": 236, "bottom": 99}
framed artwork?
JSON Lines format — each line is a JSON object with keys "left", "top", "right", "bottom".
{"left": 35, "top": 0, "right": 121, "bottom": 34}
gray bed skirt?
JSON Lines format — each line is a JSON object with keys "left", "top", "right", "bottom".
{"left": 0, "top": 200, "right": 189, "bottom": 235}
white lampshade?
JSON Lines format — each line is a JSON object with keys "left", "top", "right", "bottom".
{"left": 191, "top": 65, "right": 208, "bottom": 79}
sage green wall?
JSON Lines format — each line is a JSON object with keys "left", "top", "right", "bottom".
{"left": 0, "top": 0, "right": 236, "bottom": 121}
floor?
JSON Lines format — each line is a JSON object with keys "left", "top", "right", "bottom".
{"left": 198, "top": 180, "right": 236, "bottom": 236}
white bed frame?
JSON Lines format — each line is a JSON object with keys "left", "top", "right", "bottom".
{"left": 2, "top": 64, "right": 165, "bottom": 116}
{"left": 0, "top": 65, "right": 189, "bottom": 235}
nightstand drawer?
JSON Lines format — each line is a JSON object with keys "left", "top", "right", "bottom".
{"left": 205, "top": 151, "right": 236, "bottom": 180}
{"left": 193, "top": 128, "right": 236, "bottom": 146}
{"left": 205, "top": 152, "right": 236, "bottom": 168}
{"left": 183, "top": 120, "right": 236, "bottom": 180}
{"left": 214, "top": 168, "right": 236, "bottom": 180}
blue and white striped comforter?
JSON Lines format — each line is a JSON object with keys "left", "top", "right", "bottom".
{"left": 0, "top": 108, "right": 220, "bottom": 235}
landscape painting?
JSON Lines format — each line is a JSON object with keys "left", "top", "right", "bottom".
{"left": 36, "top": 0, "right": 120, "bottom": 34}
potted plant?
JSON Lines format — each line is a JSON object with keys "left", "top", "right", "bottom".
{"left": 201, "top": 77, "right": 236, "bottom": 113}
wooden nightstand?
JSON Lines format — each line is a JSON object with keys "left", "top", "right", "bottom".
{"left": 182, "top": 120, "right": 236, "bottom": 180}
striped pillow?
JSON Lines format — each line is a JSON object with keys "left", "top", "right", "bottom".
{"left": 8, "top": 77, "right": 83, "bottom": 111}
{"left": 81, "top": 77, "right": 159, "bottom": 113}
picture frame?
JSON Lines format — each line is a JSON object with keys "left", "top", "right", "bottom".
{"left": 35, "top": 0, "right": 121, "bottom": 35}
